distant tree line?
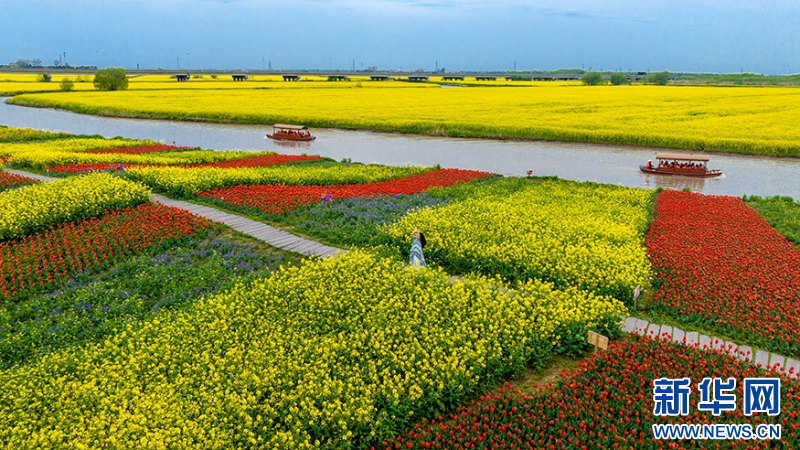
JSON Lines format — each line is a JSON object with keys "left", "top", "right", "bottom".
{"left": 581, "top": 70, "right": 671, "bottom": 86}
{"left": 5, "top": 58, "right": 43, "bottom": 68}
{"left": 1, "top": 57, "right": 96, "bottom": 70}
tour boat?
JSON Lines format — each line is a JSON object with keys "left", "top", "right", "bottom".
{"left": 640, "top": 153, "right": 722, "bottom": 178}
{"left": 266, "top": 124, "right": 316, "bottom": 142}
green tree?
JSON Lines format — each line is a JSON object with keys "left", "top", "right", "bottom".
{"left": 37, "top": 73, "right": 52, "bottom": 82}
{"left": 648, "top": 70, "right": 670, "bottom": 85}
{"left": 60, "top": 77, "right": 75, "bottom": 92}
{"left": 93, "top": 67, "right": 129, "bottom": 91}
{"left": 609, "top": 72, "right": 629, "bottom": 85}
{"left": 581, "top": 71, "right": 604, "bottom": 86}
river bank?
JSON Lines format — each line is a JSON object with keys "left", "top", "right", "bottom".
{"left": 2, "top": 100, "right": 799, "bottom": 199}
{"left": 7, "top": 83, "right": 800, "bottom": 157}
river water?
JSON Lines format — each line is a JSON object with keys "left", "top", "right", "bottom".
{"left": 1, "top": 100, "right": 798, "bottom": 198}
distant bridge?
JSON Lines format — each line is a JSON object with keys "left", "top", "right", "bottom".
{"left": 0, "top": 67, "right": 586, "bottom": 82}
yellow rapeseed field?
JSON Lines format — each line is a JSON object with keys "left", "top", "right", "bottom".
{"left": 389, "top": 179, "right": 654, "bottom": 302}
{"left": 10, "top": 84, "right": 799, "bottom": 156}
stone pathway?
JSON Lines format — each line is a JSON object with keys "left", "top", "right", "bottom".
{"left": 152, "top": 194, "right": 344, "bottom": 258}
{"left": 3, "top": 168, "right": 345, "bottom": 258}
{"left": 623, "top": 316, "right": 800, "bottom": 379}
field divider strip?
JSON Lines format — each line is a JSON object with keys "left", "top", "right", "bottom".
{"left": 623, "top": 316, "right": 800, "bottom": 379}
{"left": 2, "top": 168, "right": 60, "bottom": 182}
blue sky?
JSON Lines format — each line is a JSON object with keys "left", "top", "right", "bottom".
{"left": 1, "top": 0, "right": 798, "bottom": 74}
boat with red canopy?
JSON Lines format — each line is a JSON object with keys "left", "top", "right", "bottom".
{"left": 266, "top": 124, "right": 316, "bottom": 142}
{"left": 640, "top": 153, "right": 722, "bottom": 178}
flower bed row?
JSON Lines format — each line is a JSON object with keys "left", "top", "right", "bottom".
{"left": 1, "top": 138, "right": 260, "bottom": 169}
{"left": 0, "top": 138, "right": 148, "bottom": 161}
{"left": 0, "top": 251, "right": 625, "bottom": 448}
{"left": 0, "top": 202, "right": 217, "bottom": 299}
{"left": 0, "top": 171, "right": 38, "bottom": 192}
{"left": 43, "top": 153, "right": 323, "bottom": 174}
{"left": 197, "top": 168, "right": 493, "bottom": 214}
{"left": 126, "top": 163, "right": 430, "bottom": 196}
{"left": 380, "top": 333, "right": 800, "bottom": 449}
{"left": 388, "top": 179, "right": 654, "bottom": 303}
{"left": 745, "top": 195, "right": 800, "bottom": 249}
{"left": 0, "top": 172, "right": 151, "bottom": 240}
{"left": 276, "top": 193, "right": 453, "bottom": 247}
{"left": 191, "top": 152, "right": 323, "bottom": 168}
{"left": 83, "top": 144, "right": 192, "bottom": 154}
{"left": 0, "top": 126, "right": 72, "bottom": 143}
{"left": 647, "top": 190, "right": 800, "bottom": 356}
{"left": 42, "top": 162, "right": 129, "bottom": 174}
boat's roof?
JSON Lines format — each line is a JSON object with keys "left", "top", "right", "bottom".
{"left": 273, "top": 124, "right": 309, "bottom": 131}
{"left": 655, "top": 152, "right": 710, "bottom": 162}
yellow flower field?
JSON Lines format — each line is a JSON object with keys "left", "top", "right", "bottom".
{"left": 8, "top": 84, "right": 799, "bottom": 156}
{"left": 0, "top": 126, "right": 71, "bottom": 143}
{"left": 126, "top": 164, "right": 428, "bottom": 196}
{"left": 0, "top": 138, "right": 149, "bottom": 157}
{"left": 0, "top": 251, "right": 625, "bottom": 449}
{"left": 388, "top": 179, "right": 654, "bottom": 302}
{"left": 0, "top": 138, "right": 264, "bottom": 169}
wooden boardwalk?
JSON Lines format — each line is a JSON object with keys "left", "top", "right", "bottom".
{"left": 2, "top": 168, "right": 345, "bottom": 258}
{"left": 152, "top": 194, "right": 344, "bottom": 258}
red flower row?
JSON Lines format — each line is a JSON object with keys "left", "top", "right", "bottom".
{"left": 197, "top": 169, "right": 494, "bottom": 215}
{"left": 191, "top": 153, "right": 322, "bottom": 169}
{"left": 83, "top": 144, "right": 192, "bottom": 155}
{"left": 378, "top": 334, "right": 800, "bottom": 450}
{"left": 0, "top": 203, "right": 215, "bottom": 299}
{"left": 646, "top": 191, "right": 800, "bottom": 356}
{"left": 45, "top": 163, "right": 127, "bottom": 174}
{"left": 44, "top": 153, "right": 322, "bottom": 174}
{"left": 0, "top": 171, "right": 39, "bottom": 191}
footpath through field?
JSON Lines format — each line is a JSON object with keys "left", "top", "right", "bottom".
{"left": 1, "top": 168, "right": 345, "bottom": 258}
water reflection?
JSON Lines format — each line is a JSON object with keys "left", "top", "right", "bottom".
{"left": 641, "top": 173, "right": 722, "bottom": 193}
{"left": 267, "top": 139, "right": 315, "bottom": 153}
{"left": 1, "top": 100, "right": 798, "bottom": 199}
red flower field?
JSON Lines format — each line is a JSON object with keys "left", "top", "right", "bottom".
{"left": 0, "top": 203, "right": 216, "bottom": 298}
{"left": 378, "top": 334, "right": 800, "bottom": 449}
{"left": 646, "top": 190, "right": 800, "bottom": 356}
{"left": 197, "top": 168, "right": 493, "bottom": 214}
{"left": 0, "top": 171, "right": 38, "bottom": 191}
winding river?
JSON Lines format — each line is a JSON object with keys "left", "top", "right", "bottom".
{"left": 1, "top": 99, "right": 798, "bottom": 198}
